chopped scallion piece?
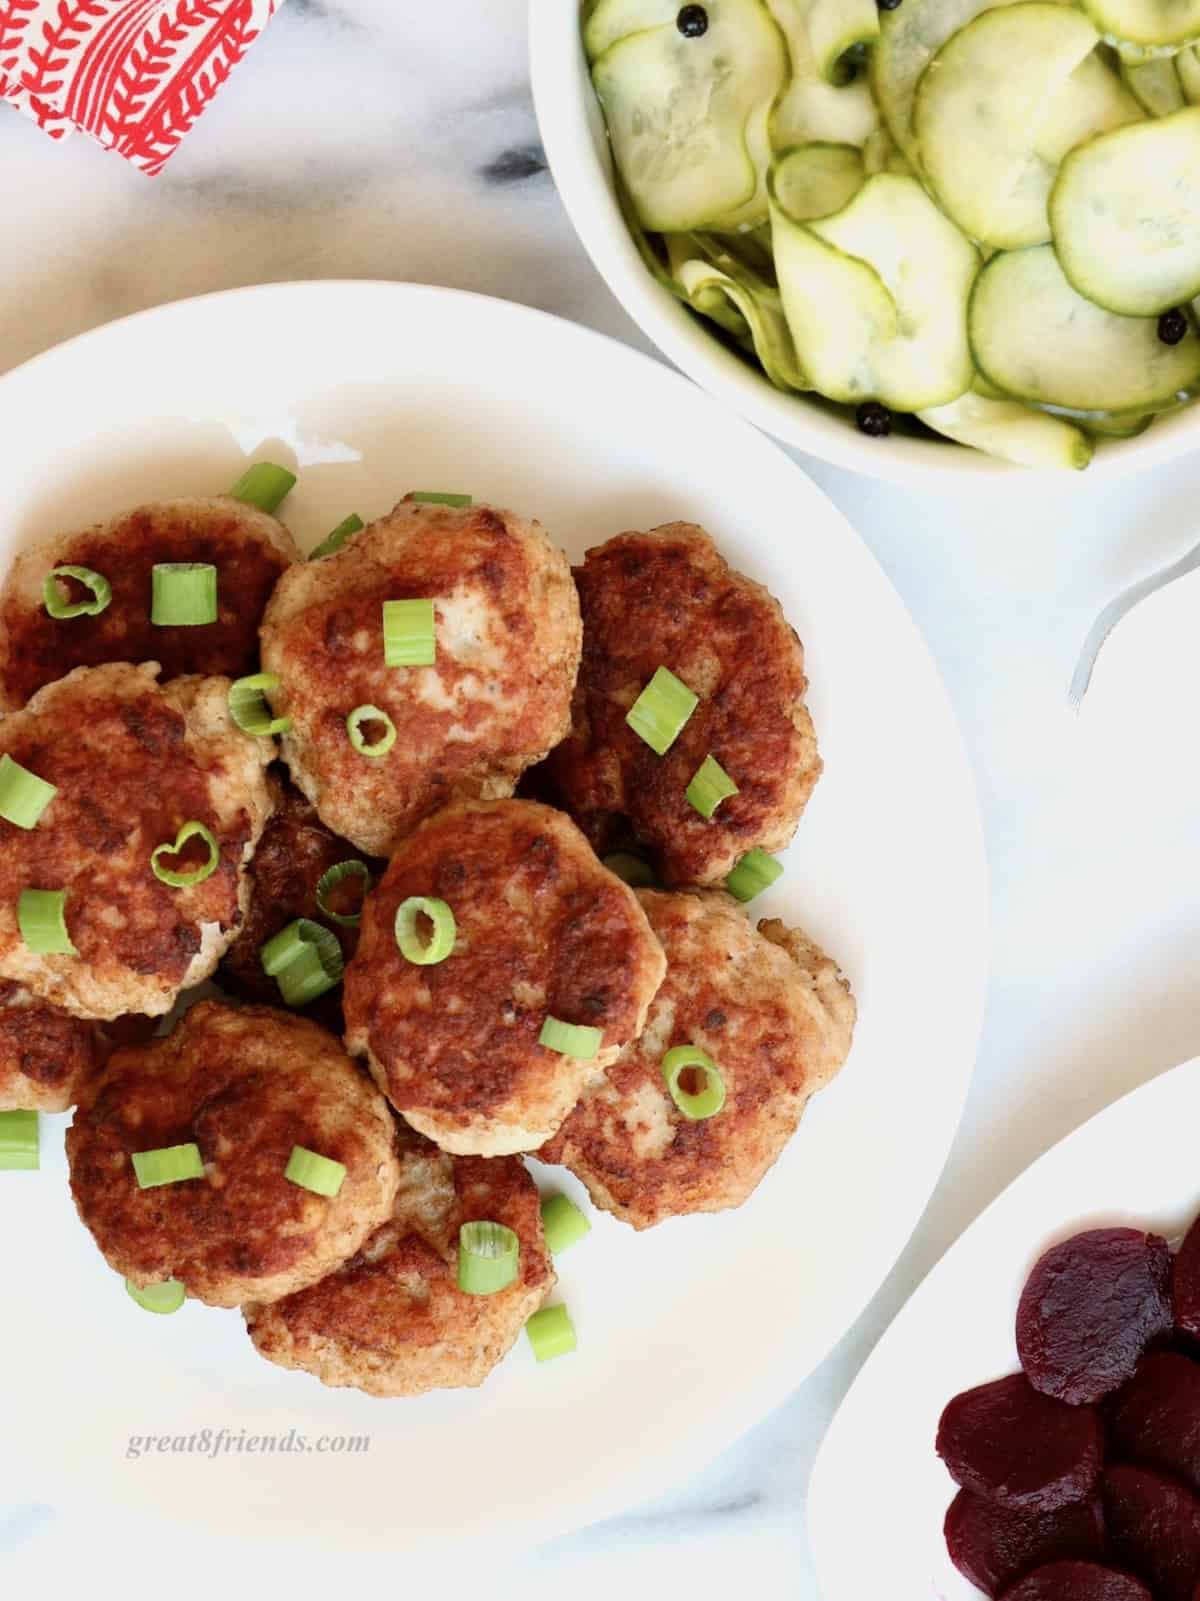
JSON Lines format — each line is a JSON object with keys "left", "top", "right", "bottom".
{"left": 261, "top": 918, "right": 344, "bottom": 1007}
{"left": 394, "top": 896, "right": 456, "bottom": 965}
{"left": 315, "top": 860, "right": 371, "bottom": 927}
{"left": 132, "top": 1143, "right": 205, "bottom": 1190}
{"left": 539, "top": 1016, "right": 603, "bottom": 1061}
{"left": 383, "top": 598, "right": 436, "bottom": 668}
{"left": 540, "top": 1193, "right": 591, "bottom": 1255}
{"left": 308, "top": 513, "right": 364, "bottom": 561}
{"left": 725, "top": 849, "right": 783, "bottom": 904}
{"left": 457, "top": 1220, "right": 520, "bottom": 1296}
{"left": 526, "top": 1302, "right": 576, "bottom": 1362}
{"left": 150, "top": 821, "right": 220, "bottom": 889}
{"left": 18, "top": 887, "right": 76, "bottom": 955}
{"left": 151, "top": 563, "right": 218, "bottom": 627}
{"left": 602, "top": 851, "right": 657, "bottom": 888}
{"left": 43, "top": 565, "right": 111, "bottom": 619}
{"left": 686, "top": 754, "right": 739, "bottom": 820}
{"left": 346, "top": 704, "right": 397, "bottom": 758}
{"left": 409, "top": 491, "right": 472, "bottom": 507}
{"left": 626, "top": 666, "right": 698, "bottom": 755}
{"left": 285, "top": 1145, "right": 346, "bottom": 1198}
{"left": 125, "top": 1278, "right": 186, "bottom": 1315}
{"left": 228, "top": 462, "right": 296, "bottom": 514}
{"left": 228, "top": 672, "right": 291, "bottom": 737}
{"left": 661, "top": 1044, "right": 726, "bottom": 1121}
{"left": 0, "top": 753, "right": 56, "bottom": 831}
{"left": 0, "top": 1109, "right": 38, "bottom": 1171}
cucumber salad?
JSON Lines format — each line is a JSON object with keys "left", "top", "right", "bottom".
{"left": 583, "top": 0, "right": 1200, "bottom": 467}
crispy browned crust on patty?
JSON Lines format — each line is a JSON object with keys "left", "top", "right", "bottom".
{"left": 259, "top": 499, "right": 582, "bottom": 856}
{"left": 541, "top": 889, "right": 856, "bottom": 1228}
{"left": 343, "top": 798, "right": 667, "bottom": 1156}
{"left": 66, "top": 1001, "right": 401, "bottom": 1308}
{"left": 0, "top": 980, "right": 107, "bottom": 1112}
{"left": 544, "top": 522, "right": 821, "bottom": 885}
{"left": 0, "top": 496, "right": 299, "bottom": 712}
{"left": 0, "top": 663, "right": 274, "bottom": 1019}
{"left": 245, "top": 1129, "right": 554, "bottom": 1397}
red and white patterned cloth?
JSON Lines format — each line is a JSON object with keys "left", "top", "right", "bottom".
{"left": 0, "top": 0, "right": 282, "bottom": 173}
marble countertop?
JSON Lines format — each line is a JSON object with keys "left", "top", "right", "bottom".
{"left": 3, "top": 2, "right": 1200, "bottom": 1596}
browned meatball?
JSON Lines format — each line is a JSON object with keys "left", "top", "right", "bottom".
{"left": 544, "top": 522, "right": 821, "bottom": 886}
{"left": 343, "top": 798, "right": 666, "bottom": 1156}
{"left": 66, "top": 1001, "right": 401, "bottom": 1308}
{"left": 0, "top": 496, "right": 299, "bottom": 712}
{"left": 0, "top": 980, "right": 107, "bottom": 1111}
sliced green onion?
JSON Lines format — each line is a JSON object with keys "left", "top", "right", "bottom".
{"left": 132, "top": 1143, "right": 205, "bottom": 1190}
{"left": 346, "top": 704, "right": 397, "bottom": 758}
{"left": 151, "top": 563, "right": 218, "bottom": 627}
{"left": 725, "top": 848, "right": 783, "bottom": 904}
{"left": 285, "top": 1144, "right": 346, "bottom": 1198}
{"left": 626, "top": 666, "right": 698, "bottom": 755}
{"left": 228, "top": 462, "right": 296, "bottom": 514}
{"left": 150, "top": 821, "right": 220, "bottom": 889}
{"left": 0, "top": 1109, "right": 38, "bottom": 1171}
{"left": 457, "top": 1220, "right": 520, "bottom": 1296}
{"left": 308, "top": 513, "right": 364, "bottom": 561}
{"left": 18, "top": 888, "right": 76, "bottom": 955}
{"left": 409, "top": 491, "right": 472, "bottom": 507}
{"left": 526, "top": 1303, "right": 577, "bottom": 1363}
{"left": 383, "top": 598, "right": 436, "bottom": 668}
{"left": 43, "top": 565, "right": 111, "bottom": 619}
{"left": 539, "top": 1016, "right": 603, "bottom": 1061}
{"left": 261, "top": 918, "right": 344, "bottom": 1007}
{"left": 661, "top": 1044, "right": 726, "bottom": 1121}
{"left": 315, "top": 860, "right": 371, "bottom": 927}
{"left": 540, "top": 1194, "right": 591, "bottom": 1255}
{"left": 125, "top": 1278, "right": 186, "bottom": 1315}
{"left": 602, "top": 851, "right": 657, "bottom": 889}
{"left": 686, "top": 754, "right": 739, "bottom": 820}
{"left": 228, "top": 672, "right": 292, "bottom": 737}
{"left": 0, "top": 753, "right": 56, "bottom": 830}
{"left": 394, "top": 897, "right": 456, "bottom": 965}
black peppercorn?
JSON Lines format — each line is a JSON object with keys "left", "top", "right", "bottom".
{"left": 676, "top": 4, "right": 709, "bottom": 36}
{"left": 856, "top": 401, "right": 894, "bottom": 437}
{"left": 877, "top": 0, "right": 903, "bottom": 11}
{"left": 1158, "top": 308, "right": 1189, "bottom": 346}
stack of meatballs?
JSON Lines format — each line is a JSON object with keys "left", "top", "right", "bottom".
{"left": 0, "top": 478, "right": 856, "bottom": 1399}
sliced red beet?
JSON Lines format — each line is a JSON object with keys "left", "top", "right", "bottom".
{"left": 945, "top": 1489, "right": 1108, "bottom": 1597}
{"left": 1175, "top": 1214, "right": 1200, "bottom": 1338}
{"left": 1016, "top": 1229, "right": 1172, "bottom": 1405}
{"left": 998, "top": 1562, "right": 1152, "bottom": 1601}
{"left": 1102, "top": 1463, "right": 1200, "bottom": 1601}
{"left": 1110, "top": 1351, "right": 1200, "bottom": 1495}
{"left": 937, "top": 1372, "right": 1104, "bottom": 1511}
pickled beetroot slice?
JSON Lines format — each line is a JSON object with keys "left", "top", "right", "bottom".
{"left": 1174, "top": 1214, "right": 1200, "bottom": 1338}
{"left": 999, "top": 1563, "right": 1152, "bottom": 1601}
{"left": 1103, "top": 1463, "right": 1200, "bottom": 1601}
{"left": 945, "top": 1489, "right": 1108, "bottom": 1598}
{"left": 937, "top": 1372, "right": 1104, "bottom": 1512}
{"left": 1110, "top": 1351, "right": 1200, "bottom": 1496}
{"left": 1016, "top": 1229, "right": 1172, "bottom": 1405}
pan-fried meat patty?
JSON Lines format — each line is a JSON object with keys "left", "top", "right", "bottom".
{"left": 0, "top": 980, "right": 107, "bottom": 1112}
{"left": 541, "top": 889, "right": 855, "bottom": 1228}
{"left": 259, "top": 498, "right": 581, "bottom": 856}
{"left": 343, "top": 798, "right": 667, "bottom": 1156}
{"left": 0, "top": 496, "right": 299, "bottom": 712}
{"left": 67, "top": 1001, "right": 401, "bottom": 1308}
{"left": 544, "top": 522, "right": 820, "bottom": 885}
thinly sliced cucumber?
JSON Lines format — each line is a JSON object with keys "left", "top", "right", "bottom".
{"left": 1035, "top": 51, "right": 1142, "bottom": 158}
{"left": 1075, "top": 408, "right": 1156, "bottom": 436}
{"left": 913, "top": 5, "right": 1102, "bottom": 250}
{"left": 862, "top": 126, "right": 914, "bottom": 176}
{"left": 918, "top": 389, "right": 1094, "bottom": 467}
{"left": 772, "top": 172, "right": 978, "bottom": 408}
{"left": 664, "top": 234, "right": 751, "bottom": 333}
{"left": 765, "top": 0, "right": 880, "bottom": 147}
{"left": 1050, "top": 107, "right": 1200, "bottom": 315}
{"left": 808, "top": 0, "right": 879, "bottom": 82}
{"left": 592, "top": 0, "right": 788, "bottom": 231}
{"left": 969, "top": 244, "right": 1200, "bottom": 410}
{"left": 1114, "top": 34, "right": 1190, "bottom": 59}
{"left": 1079, "top": 0, "right": 1200, "bottom": 48}
{"left": 772, "top": 142, "right": 864, "bottom": 219}
{"left": 1121, "top": 54, "right": 1186, "bottom": 111}
{"left": 584, "top": 0, "right": 676, "bottom": 62}
{"left": 673, "top": 252, "right": 808, "bottom": 387}
{"left": 1175, "top": 42, "right": 1200, "bottom": 98}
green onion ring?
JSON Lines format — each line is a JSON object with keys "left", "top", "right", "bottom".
{"left": 228, "top": 672, "right": 292, "bottom": 737}
{"left": 409, "top": 491, "right": 472, "bottom": 507}
{"left": 125, "top": 1278, "right": 186, "bottom": 1315}
{"left": 539, "top": 1016, "right": 603, "bottom": 1061}
{"left": 346, "top": 704, "right": 397, "bottom": 758}
{"left": 150, "top": 821, "right": 220, "bottom": 889}
{"left": 0, "top": 753, "right": 57, "bottom": 831}
{"left": 18, "top": 887, "right": 76, "bottom": 955}
{"left": 382, "top": 598, "right": 436, "bottom": 668}
{"left": 394, "top": 897, "right": 456, "bottom": 965}
{"left": 0, "top": 1109, "right": 38, "bottom": 1171}
{"left": 285, "top": 1145, "right": 346, "bottom": 1198}
{"left": 540, "top": 1194, "right": 591, "bottom": 1255}
{"left": 309, "top": 513, "right": 364, "bottom": 561}
{"left": 43, "top": 565, "right": 111, "bottom": 619}
{"left": 661, "top": 1044, "right": 727, "bottom": 1121}
{"left": 725, "top": 848, "right": 784, "bottom": 904}
{"left": 457, "top": 1220, "right": 520, "bottom": 1296}
{"left": 686, "top": 754, "right": 739, "bottom": 820}
{"left": 526, "top": 1303, "right": 577, "bottom": 1362}
{"left": 228, "top": 462, "right": 296, "bottom": 514}
{"left": 132, "top": 1143, "right": 205, "bottom": 1190}
{"left": 315, "top": 860, "right": 371, "bottom": 927}
{"left": 150, "top": 563, "right": 218, "bottom": 627}
{"left": 261, "top": 918, "right": 344, "bottom": 1007}
{"left": 626, "top": 666, "right": 698, "bottom": 756}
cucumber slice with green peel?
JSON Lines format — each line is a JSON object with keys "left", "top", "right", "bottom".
{"left": 969, "top": 244, "right": 1200, "bottom": 410}
{"left": 765, "top": 0, "right": 880, "bottom": 147}
{"left": 1050, "top": 107, "right": 1200, "bottom": 315}
{"left": 862, "top": 126, "right": 914, "bottom": 176}
{"left": 807, "top": 0, "right": 879, "bottom": 82}
{"left": 1074, "top": 408, "right": 1156, "bottom": 436}
{"left": 1035, "top": 51, "right": 1143, "bottom": 157}
{"left": 1121, "top": 54, "right": 1186, "bottom": 111}
{"left": 1078, "top": 0, "right": 1200, "bottom": 48}
{"left": 673, "top": 253, "right": 808, "bottom": 387}
{"left": 772, "top": 172, "right": 978, "bottom": 408}
{"left": 913, "top": 5, "right": 1103, "bottom": 250}
{"left": 918, "top": 389, "right": 1094, "bottom": 467}
{"left": 772, "top": 142, "right": 864, "bottom": 219}
{"left": 584, "top": 0, "right": 676, "bottom": 62}
{"left": 1175, "top": 41, "right": 1200, "bottom": 97}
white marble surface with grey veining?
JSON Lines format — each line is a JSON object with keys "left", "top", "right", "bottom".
{"left": 2, "top": 2, "right": 1200, "bottom": 1596}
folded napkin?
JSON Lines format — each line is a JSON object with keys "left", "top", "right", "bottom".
{"left": 0, "top": 0, "right": 282, "bottom": 172}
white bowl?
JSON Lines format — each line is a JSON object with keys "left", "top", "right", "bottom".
{"left": 529, "top": 0, "right": 1200, "bottom": 484}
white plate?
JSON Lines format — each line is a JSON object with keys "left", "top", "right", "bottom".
{"left": 0, "top": 282, "right": 987, "bottom": 1552}
{"left": 809, "top": 1056, "right": 1200, "bottom": 1601}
